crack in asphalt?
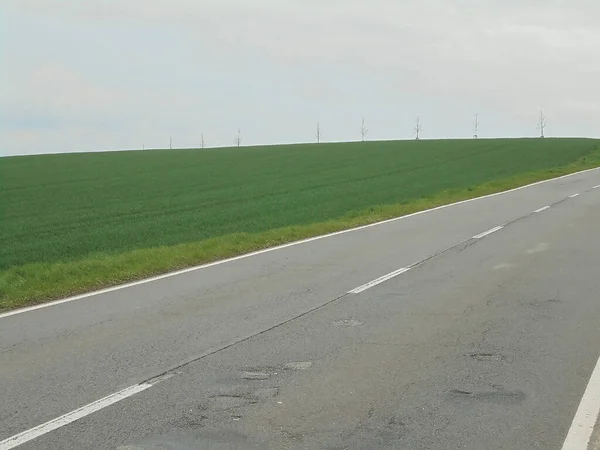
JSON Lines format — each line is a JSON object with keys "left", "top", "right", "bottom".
{"left": 135, "top": 188, "right": 594, "bottom": 388}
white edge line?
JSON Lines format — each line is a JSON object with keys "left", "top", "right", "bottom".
{"left": 593, "top": 185, "right": 600, "bottom": 189}
{"left": 561, "top": 354, "right": 600, "bottom": 450}
{"left": 472, "top": 225, "right": 504, "bottom": 239}
{"left": 0, "top": 383, "right": 152, "bottom": 450}
{"left": 2, "top": 166, "right": 599, "bottom": 319}
{"left": 569, "top": 193, "right": 581, "bottom": 198}
{"left": 534, "top": 206, "right": 551, "bottom": 213}
{"left": 349, "top": 267, "right": 411, "bottom": 294}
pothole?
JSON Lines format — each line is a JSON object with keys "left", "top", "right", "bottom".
{"left": 450, "top": 387, "right": 525, "bottom": 405}
{"left": 208, "top": 395, "right": 256, "bottom": 410}
{"left": 172, "top": 413, "right": 207, "bottom": 429}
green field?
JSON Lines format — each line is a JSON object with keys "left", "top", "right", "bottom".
{"left": 2, "top": 138, "right": 599, "bottom": 310}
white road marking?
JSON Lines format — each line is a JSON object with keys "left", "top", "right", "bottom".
{"left": 0, "top": 383, "right": 153, "bottom": 450}
{"left": 593, "top": 185, "right": 600, "bottom": 189}
{"left": 0, "top": 374, "right": 173, "bottom": 449}
{"left": 570, "top": 193, "right": 581, "bottom": 198}
{"left": 2, "top": 166, "right": 599, "bottom": 320}
{"left": 562, "top": 354, "right": 600, "bottom": 450}
{"left": 473, "top": 226, "right": 504, "bottom": 239}
{"left": 534, "top": 206, "right": 551, "bottom": 213}
{"left": 349, "top": 268, "right": 411, "bottom": 294}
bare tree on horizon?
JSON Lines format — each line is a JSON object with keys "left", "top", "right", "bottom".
{"left": 316, "top": 122, "right": 323, "bottom": 143}
{"left": 473, "top": 114, "right": 479, "bottom": 139}
{"left": 169, "top": 136, "right": 172, "bottom": 149}
{"left": 201, "top": 133, "right": 205, "bottom": 149}
{"left": 361, "top": 117, "right": 368, "bottom": 142}
{"left": 235, "top": 129, "right": 242, "bottom": 147}
{"left": 538, "top": 110, "right": 547, "bottom": 138}
{"left": 415, "top": 116, "right": 422, "bottom": 140}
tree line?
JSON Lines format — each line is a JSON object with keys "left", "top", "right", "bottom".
{"left": 159, "top": 110, "right": 548, "bottom": 150}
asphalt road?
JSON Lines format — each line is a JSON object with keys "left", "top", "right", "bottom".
{"left": 1, "top": 169, "right": 600, "bottom": 449}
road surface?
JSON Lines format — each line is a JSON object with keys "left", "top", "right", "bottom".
{"left": 1, "top": 169, "right": 600, "bottom": 449}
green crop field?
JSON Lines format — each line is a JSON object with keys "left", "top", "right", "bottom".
{"left": 1, "top": 137, "right": 599, "bottom": 310}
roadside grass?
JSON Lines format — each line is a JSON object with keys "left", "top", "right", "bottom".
{"left": 1, "top": 138, "right": 599, "bottom": 310}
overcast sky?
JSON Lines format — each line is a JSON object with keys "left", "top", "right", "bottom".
{"left": 2, "top": 0, "right": 599, "bottom": 156}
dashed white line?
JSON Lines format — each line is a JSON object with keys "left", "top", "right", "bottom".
{"left": 349, "top": 267, "right": 411, "bottom": 294}
{"left": 569, "top": 193, "right": 581, "bottom": 198}
{"left": 562, "top": 354, "right": 600, "bottom": 450}
{"left": 534, "top": 206, "right": 551, "bottom": 213}
{"left": 472, "top": 226, "right": 504, "bottom": 239}
{"left": 593, "top": 185, "right": 600, "bottom": 189}
{"left": 0, "top": 376, "right": 170, "bottom": 450}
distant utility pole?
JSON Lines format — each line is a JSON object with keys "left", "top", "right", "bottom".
{"left": 201, "top": 133, "right": 205, "bottom": 149}
{"left": 235, "top": 129, "right": 242, "bottom": 147}
{"left": 316, "top": 122, "right": 323, "bottom": 143}
{"left": 473, "top": 114, "right": 479, "bottom": 139}
{"left": 415, "top": 116, "right": 422, "bottom": 140}
{"left": 143, "top": 143, "right": 145, "bottom": 150}
{"left": 169, "top": 136, "right": 172, "bottom": 149}
{"left": 538, "top": 109, "right": 547, "bottom": 138}
{"left": 361, "top": 117, "right": 368, "bottom": 142}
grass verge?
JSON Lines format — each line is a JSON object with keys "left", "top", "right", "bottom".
{"left": 2, "top": 144, "right": 599, "bottom": 311}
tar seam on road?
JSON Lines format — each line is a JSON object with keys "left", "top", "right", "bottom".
{"left": 0, "top": 215, "right": 523, "bottom": 448}
{"left": 2, "top": 166, "right": 599, "bottom": 320}
{"left": 0, "top": 225, "right": 488, "bottom": 448}
{"left": 562, "top": 354, "right": 600, "bottom": 450}
{"left": 348, "top": 187, "right": 592, "bottom": 295}
{"left": 1, "top": 188, "right": 594, "bottom": 448}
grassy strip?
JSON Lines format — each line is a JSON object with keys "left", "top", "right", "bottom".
{"left": 2, "top": 146, "right": 599, "bottom": 311}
